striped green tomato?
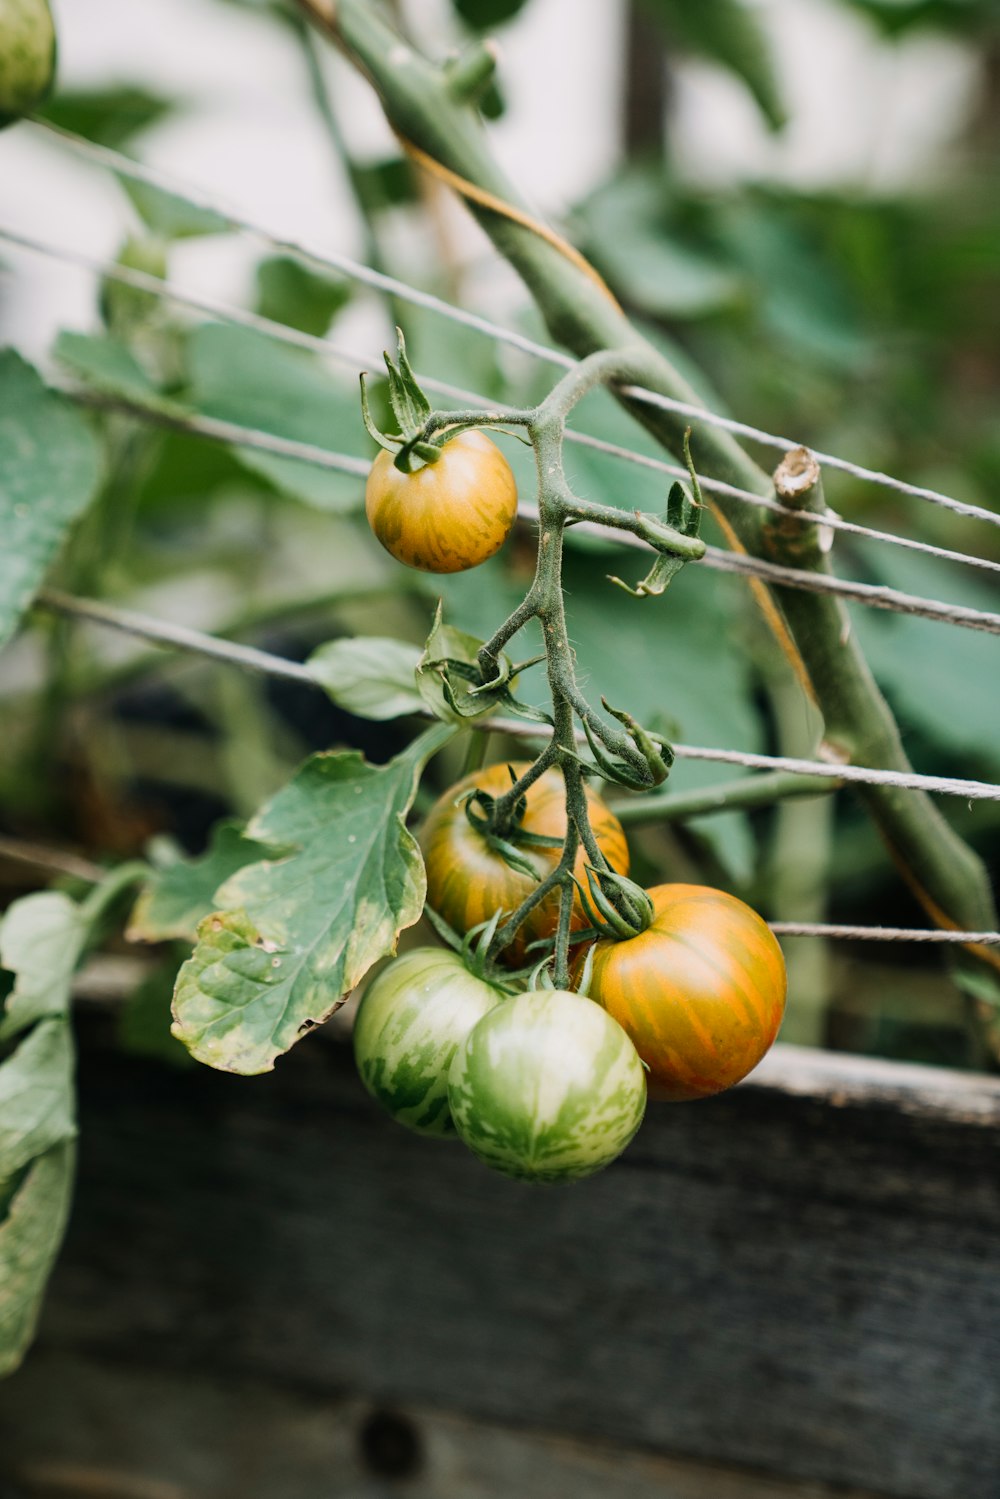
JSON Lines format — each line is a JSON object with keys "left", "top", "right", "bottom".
{"left": 447, "top": 990, "right": 646, "bottom": 1183}
{"left": 352, "top": 947, "right": 507, "bottom": 1137}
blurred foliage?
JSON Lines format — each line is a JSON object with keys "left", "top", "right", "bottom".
{"left": 36, "top": 85, "right": 174, "bottom": 147}
{"left": 639, "top": 0, "right": 786, "bottom": 129}
{"left": 1, "top": 0, "right": 998, "bottom": 1075}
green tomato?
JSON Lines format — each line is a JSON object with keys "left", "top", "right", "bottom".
{"left": 448, "top": 989, "right": 646, "bottom": 1183}
{"left": 0, "top": 0, "right": 56, "bottom": 129}
{"left": 352, "top": 947, "right": 507, "bottom": 1137}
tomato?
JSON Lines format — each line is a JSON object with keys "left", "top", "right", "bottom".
{"left": 582, "top": 883, "right": 786, "bottom": 1101}
{"left": 353, "top": 947, "right": 507, "bottom": 1136}
{"left": 448, "top": 989, "right": 646, "bottom": 1182}
{"left": 365, "top": 429, "right": 518, "bottom": 574}
{"left": 421, "top": 762, "right": 630, "bottom": 967}
{"left": 0, "top": 0, "right": 56, "bottom": 128}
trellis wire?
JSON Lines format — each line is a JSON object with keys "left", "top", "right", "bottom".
{"left": 7, "top": 220, "right": 1000, "bottom": 583}
{"left": 766, "top": 923, "right": 1000, "bottom": 944}
{"left": 40, "top": 357, "right": 1000, "bottom": 635}
{"left": 34, "top": 588, "right": 1000, "bottom": 805}
{"left": 26, "top": 119, "right": 1000, "bottom": 532}
{"left": 28, "top": 589, "right": 1000, "bottom": 946}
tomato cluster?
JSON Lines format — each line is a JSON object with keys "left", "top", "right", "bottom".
{"left": 353, "top": 762, "right": 787, "bottom": 1184}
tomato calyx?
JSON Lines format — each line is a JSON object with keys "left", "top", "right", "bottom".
{"left": 608, "top": 429, "right": 705, "bottom": 600}
{"left": 422, "top": 903, "right": 520, "bottom": 991}
{"left": 582, "top": 698, "right": 674, "bottom": 791}
{"left": 461, "top": 784, "right": 563, "bottom": 880}
{"left": 360, "top": 327, "right": 446, "bottom": 473}
{"left": 576, "top": 865, "right": 654, "bottom": 942}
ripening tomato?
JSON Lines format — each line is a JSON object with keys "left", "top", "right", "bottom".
{"left": 582, "top": 883, "right": 786, "bottom": 1101}
{"left": 365, "top": 429, "right": 517, "bottom": 574}
{"left": 448, "top": 989, "right": 646, "bottom": 1182}
{"left": 421, "top": 762, "right": 630, "bottom": 967}
{"left": 352, "top": 947, "right": 507, "bottom": 1137}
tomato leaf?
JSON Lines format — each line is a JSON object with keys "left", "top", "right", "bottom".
{"left": 171, "top": 723, "right": 455, "bottom": 1074}
{"left": 127, "top": 822, "right": 275, "bottom": 944}
{"left": 0, "top": 892, "right": 88, "bottom": 1040}
{"left": 185, "top": 324, "right": 370, "bottom": 511}
{"left": 0, "top": 1140, "right": 76, "bottom": 1378}
{"left": 416, "top": 607, "right": 515, "bottom": 722}
{"left": 54, "top": 330, "right": 178, "bottom": 412}
{"left": 119, "top": 177, "right": 229, "bottom": 239}
{"left": 0, "top": 352, "right": 103, "bottom": 651}
{"left": 255, "top": 255, "right": 352, "bottom": 338}
{"left": 639, "top": 0, "right": 786, "bottom": 131}
{"left": 37, "top": 85, "right": 175, "bottom": 149}
{"left": 307, "top": 636, "right": 424, "bottom": 721}
{"left": 0, "top": 888, "right": 85, "bottom": 1377}
{"left": 0, "top": 1020, "right": 76, "bottom": 1177}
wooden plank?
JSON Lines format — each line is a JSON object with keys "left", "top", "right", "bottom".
{"left": 3, "top": 1023, "right": 999, "bottom": 1499}
{"left": 0, "top": 1354, "right": 884, "bottom": 1499}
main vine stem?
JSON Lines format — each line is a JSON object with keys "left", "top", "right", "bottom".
{"left": 296, "top": 0, "right": 1000, "bottom": 1051}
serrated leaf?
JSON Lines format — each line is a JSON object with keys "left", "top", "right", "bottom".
{"left": 127, "top": 822, "right": 275, "bottom": 944}
{"left": 0, "top": 892, "right": 87, "bottom": 1039}
{"left": 0, "top": 1139, "right": 76, "bottom": 1377}
{"left": 171, "top": 723, "right": 455, "bottom": 1074}
{"left": 0, "top": 351, "right": 103, "bottom": 651}
{"left": 185, "top": 324, "right": 370, "bottom": 511}
{"left": 307, "top": 636, "right": 424, "bottom": 721}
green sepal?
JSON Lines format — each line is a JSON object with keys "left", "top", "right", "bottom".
{"left": 611, "top": 436, "right": 704, "bottom": 597}
{"left": 574, "top": 941, "right": 597, "bottom": 998}
{"left": 417, "top": 605, "right": 530, "bottom": 724}
{"left": 422, "top": 904, "right": 518, "bottom": 992}
{"left": 576, "top": 866, "right": 654, "bottom": 942}
{"left": 359, "top": 373, "right": 398, "bottom": 455}
{"left": 602, "top": 698, "right": 674, "bottom": 785}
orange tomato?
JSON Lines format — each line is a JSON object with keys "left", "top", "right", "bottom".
{"left": 421, "top": 762, "right": 630, "bottom": 967}
{"left": 365, "top": 429, "right": 517, "bottom": 573}
{"left": 582, "top": 883, "right": 786, "bottom": 1101}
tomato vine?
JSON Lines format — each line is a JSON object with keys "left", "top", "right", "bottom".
{"left": 381, "top": 341, "right": 704, "bottom": 984}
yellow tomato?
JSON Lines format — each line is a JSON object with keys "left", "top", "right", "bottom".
{"left": 582, "top": 884, "right": 786, "bottom": 1101}
{"left": 365, "top": 429, "right": 517, "bottom": 574}
{"left": 421, "top": 762, "right": 630, "bottom": 967}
